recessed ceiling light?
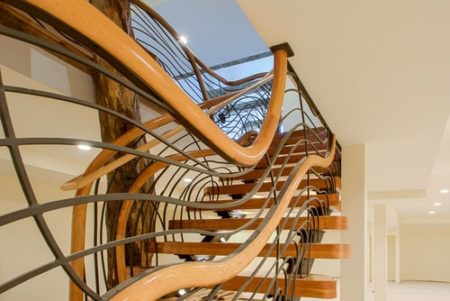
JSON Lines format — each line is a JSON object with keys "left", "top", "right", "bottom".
{"left": 183, "top": 178, "right": 192, "bottom": 183}
{"left": 434, "top": 202, "right": 442, "bottom": 207}
{"left": 440, "top": 189, "right": 449, "bottom": 194}
{"left": 77, "top": 144, "right": 91, "bottom": 151}
{"left": 428, "top": 210, "right": 436, "bottom": 215}
{"left": 179, "top": 35, "right": 188, "bottom": 44}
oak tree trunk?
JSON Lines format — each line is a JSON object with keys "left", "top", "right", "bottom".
{"left": 90, "top": 0, "right": 154, "bottom": 288}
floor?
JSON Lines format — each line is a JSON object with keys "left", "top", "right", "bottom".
{"left": 368, "top": 281, "right": 450, "bottom": 301}
{"left": 302, "top": 281, "right": 450, "bottom": 301}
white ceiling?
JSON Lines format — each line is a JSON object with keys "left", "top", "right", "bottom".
{"left": 145, "top": 0, "right": 268, "bottom": 66}
{"left": 3, "top": 1, "right": 450, "bottom": 221}
{"left": 237, "top": 0, "right": 450, "bottom": 220}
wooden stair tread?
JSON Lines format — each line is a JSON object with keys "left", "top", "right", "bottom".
{"left": 186, "top": 193, "right": 340, "bottom": 212}
{"left": 255, "top": 160, "right": 337, "bottom": 172}
{"left": 205, "top": 177, "right": 341, "bottom": 195}
{"left": 231, "top": 166, "right": 336, "bottom": 181}
{"left": 169, "top": 216, "right": 348, "bottom": 231}
{"left": 267, "top": 142, "right": 327, "bottom": 156}
{"left": 222, "top": 274, "right": 336, "bottom": 298}
{"left": 256, "top": 152, "right": 330, "bottom": 168}
{"left": 150, "top": 242, "right": 350, "bottom": 259}
{"left": 272, "top": 128, "right": 328, "bottom": 145}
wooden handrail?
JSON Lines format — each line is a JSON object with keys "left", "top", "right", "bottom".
{"left": 110, "top": 136, "right": 336, "bottom": 301}
{"left": 115, "top": 131, "right": 259, "bottom": 282}
{"left": 0, "top": 2, "right": 343, "bottom": 301}
{"left": 68, "top": 113, "right": 176, "bottom": 301}
{"left": 18, "top": 0, "right": 288, "bottom": 167}
{"left": 115, "top": 149, "right": 214, "bottom": 282}
{"left": 5, "top": 2, "right": 284, "bottom": 300}
{"left": 66, "top": 94, "right": 237, "bottom": 300}
{"left": 64, "top": 76, "right": 264, "bottom": 300}
{"left": 61, "top": 72, "right": 270, "bottom": 191}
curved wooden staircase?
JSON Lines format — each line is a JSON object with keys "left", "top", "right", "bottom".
{"left": 0, "top": 1, "right": 350, "bottom": 301}
{"left": 155, "top": 129, "right": 349, "bottom": 300}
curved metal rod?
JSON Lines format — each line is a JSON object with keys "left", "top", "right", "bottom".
{"left": 113, "top": 127, "right": 301, "bottom": 282}
{"left": 130, "top": 0, "right": 268, "bottom": 88}
{"left": 107, "top": 135, "right": 336, "bottom": 301}
{"left": 115, "top": 149, "right": 212, "bottom": 282}
{"left": 62, "top": 73, "right": 273, "bottom": 191}
{"left": 7, "top": 0, "right": 288, "bottom": 166}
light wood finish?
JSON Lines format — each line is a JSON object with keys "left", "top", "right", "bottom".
{"left": 14, "top": 4, "right": 335, "bottom": 297}
{"left": 61, "top": 90, "right": 241, "bottom": 191}
{"left": 256, "top": 152, "right": 327, "bottom": 168}
{"left": 115, "top": 131, "right": 263, "bottom": 282}
{"left": 169, "top": 215, "right": 347, "bottom": 231}
{"left": 72, "top": 116, "right": 255, "bottom": 288}
{"left": 186, "top": 193, "right": 340, "bottom": 212}
{"left": 109, "top": 136, "right": 336, "bottom": 300}
{"left": 267, "top": 142, "right": 327, "bottom": 156}
{"left": 22, "top": 0, "right": 288, "bottom": 166}
{"left": 272, "top": 127, "right": 328, "bottom": 143}
{"left": 68, "top": 113, "right": 177, "bottom": 300}
{"left": 115, "top": 148, "right": 215, "bottom": 282}
{"left": 204, "top": 177, "right": 341, "bottom": 195}
{"left": 222, "top": 274, "right": 336, "bottom": 299}
{"left": 12, "top": 1, "right": 313, "bottom": 300}
{"left": 130, "top": 0, "right": 268, "bottom": 88}
{"left": 255, "top": 160, "right": 337, "bottom": 172}
{"left": 150, "top": 242, "right": 350, "bottom": 259}
{"left": 231, "top": 166, "right": 334, "bottom": 181}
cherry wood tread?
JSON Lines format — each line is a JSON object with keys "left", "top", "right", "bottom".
{"left": 149, "top": 242, "right": 350, "bottom": 259}
{"left": 267, "top": 142, "right": 327, "bottom": 156}
{"left": 169, "top": 216, "right": 348, "bottom": 231}
{"left": 256, "top": 152, "right": 330, "bottom": 168}
{"left": 272, "top": 127, "right": 328, "bottom": 145}
{"left": 186, "top": 193, "right": 340, "bottom": 212}
{"left": 205, "top": 177, "right": 341, "bottom": 195}
{"left": 222, "top": 274, "right": 336, "bottom": 298}
{"left": 230, "top": 166, "right": 336, "bottom": 181}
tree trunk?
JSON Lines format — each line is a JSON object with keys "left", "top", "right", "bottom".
{"left": 90, "top": 0, "right": 154, "bottom": 288}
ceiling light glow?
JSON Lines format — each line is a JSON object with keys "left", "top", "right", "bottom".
{"left": 428, "top": 210, "right": 436, "bottom": 215}
{"left": 179, "top": 35, "right": 188, "bottom": 44}
{"left": 183, "top": 178, "right": 192, "bottom": 183}
{"left": 439, "top": 189, "right": 449, "bottom": 194}
{"left": 433, "top": 202, "right": 442, "bottom": 207}
{"left": 77, "top": 144, "right": 91, "bottom": 151}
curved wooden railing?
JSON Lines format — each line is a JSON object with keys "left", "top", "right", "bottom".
{"left": 0, "top": 1, "right": 343, "bottom": 301}
{"left": 110, "top": 137, "right": 336, "bottom": 301}
{"left": 63, "top": 73, "right": 276, "bottom": 300}
{"left": 130, "top": 0, "right": 267, "bottom": 93}
{"left": 7, "top": 0, "right": 287, "bottom": 166}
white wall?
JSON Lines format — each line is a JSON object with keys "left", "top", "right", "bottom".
{"left": 0, "top": 175, "right": 73, "bottom": 301}
{"left": 387, "top": 235, "right": 395, "bottom": 281}
{"left": 400, "top": 223, "right": 450, "bottom": 282}
{"left": 0, "top": 35, "right": 94, "bottom": 101}
{"left": 0, "top": 35, "right": 102, "bottom": 300}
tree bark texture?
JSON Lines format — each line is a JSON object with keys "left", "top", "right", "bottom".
{"left": 90, "top": 0, "right": 155, "bottom": 289}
